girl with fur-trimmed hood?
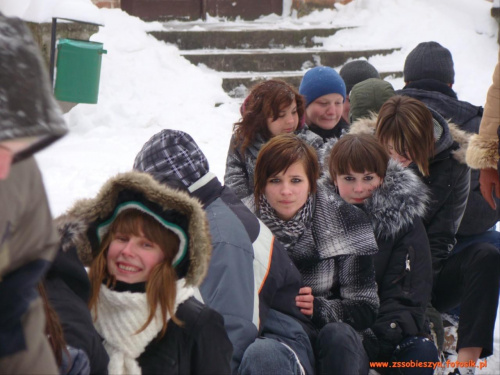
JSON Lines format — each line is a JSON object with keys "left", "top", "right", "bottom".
{"left": 56, "top": 171, "right": 232, "bottom": 375}
{"left": 329, "top": 133, "right": 438, "bottom": 373}
{"left": 351, "top": 95, "right": 499, "bottom": 375}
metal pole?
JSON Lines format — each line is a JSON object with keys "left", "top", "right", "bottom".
{"left": 49, "top": 17, "right": 57, "bottom": 86}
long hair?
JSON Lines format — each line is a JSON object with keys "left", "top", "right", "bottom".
{"left": 375, "top": 96, "right": 434, "bottom": 176}
{"left": 88, "top": 209, "right": 182, "bottom": 338}
{"left": 233, "top": 80, "right": 305, "bottom": 155}
{"left": 38, "top": 282, "right": 68, "bottom": 367}
{"left": 329, "top": 133, "right": 389, "bottom": 181}
{"left": 254, "top": 133, "right": 319, "bottom": 211}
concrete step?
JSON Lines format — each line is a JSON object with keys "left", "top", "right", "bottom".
{"left": 180, "top": 47, "right": 400, "bottom": 72}
{"left": 218, "top": 70, "right": 403, "bottom": 98}
{"left": 149, "top": 27, "right": 344, "bottom": 50}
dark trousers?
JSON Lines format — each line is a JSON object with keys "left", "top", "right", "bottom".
{"left": 315, "top": 322, "right": 369, "bottom": 375}
{"left": 384, "top": 336, "right": 438, "bottom": 375}
{"left": 432, "top": 242, "right": 500, "bottom": 358}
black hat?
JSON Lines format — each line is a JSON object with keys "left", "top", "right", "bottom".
{"left": 403, "top": 41, "right": 455, "bottom": 84}
{"left": 339, "top": 60, "right": 380, "bottom": 96}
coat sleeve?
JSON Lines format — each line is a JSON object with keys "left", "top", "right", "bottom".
{"left": 224, "top": 137, "right": 252, "bottom": 201}
{"left": 466, "top": 50, "right": 500, "bottom": 170}
{"left": 312, "top": 254, "right": 379, "bottom": 331}
{"left": 191, "top": 307, "right": 233, "bottom": 375}
{"left": 198, "top": 239, "right": 257, "bottom": 374}
{"left": 424, "top": 159, "right": 470, "bottom": 274}
{"left": 371, "top": 220, "right": 433, "bottom": 360}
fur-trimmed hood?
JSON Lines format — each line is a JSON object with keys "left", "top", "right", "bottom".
{"left": 349, "top": 110, "right": 471, "bottom": 164}
{"left": 363, "top": 160, "right": 430, "bottom": 239}
{"left": 55, "top": 171, "right": 212, "bottom": 287}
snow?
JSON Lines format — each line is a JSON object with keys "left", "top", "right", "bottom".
{"left": 2, "top": 0, "right": 500, "bottom": 372}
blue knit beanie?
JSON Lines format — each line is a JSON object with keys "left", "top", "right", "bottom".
{"left": 299, "top": 66, "right": 346, "bottom": 107}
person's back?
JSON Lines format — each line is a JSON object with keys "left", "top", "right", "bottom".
{"left": 133, "top": 129, "right": 316, "bottom": 374}
{"left": 0, "top": 13, "right": 68, "bottom": 374}
{"left": 398, "top": 41, "right": 499, "bottom": 240}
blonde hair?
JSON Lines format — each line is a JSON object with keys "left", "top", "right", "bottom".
{"left": 375, "top": 96, "right": 434, "bottom": 176}
{"left": 88, "top": 209, "right": 182, "bottom": 338}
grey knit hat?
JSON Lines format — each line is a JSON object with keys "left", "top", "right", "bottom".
{"left": 339, "top": 60, "right": 380, "bottom": 96}
{"left": 0, "top": 13, "right": 67, "bottom": 162}
{"left": 349, "top": 78, "right": 395, "bottom": 123}
{"left": 133, "top": 129, "right": 209, "bottom": 189}
{"left": 403, "top": 41, "right": 455, "bottom": 84}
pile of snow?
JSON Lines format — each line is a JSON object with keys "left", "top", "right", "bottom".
{"left": 4, "top": 0, "right": 499, "bottom": 371}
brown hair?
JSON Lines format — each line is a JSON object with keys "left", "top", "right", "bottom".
{"left": 375, "top": 95, "right": 434, "bottom": 176}
{"left": 233, "top": 80, "right": 305, "bottom": 155}
{"left": 39, "top": 282, "right": 68, "bottom": 367}
{"left": 254, "top": 133, "right": 319, "bottom": 210}
{"left": 88, "top": 209, "right": 182, "bottom": 338}
{"left": 329, "top": 133, "right": 389, "bottom": 181}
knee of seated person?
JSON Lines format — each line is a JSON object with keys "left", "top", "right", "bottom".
{"left": 468, "top": 242, "right": 500, "bottom": 266}
{"left": 317, "top": 322, "right": 359, "bottom": 348}
{"left": 240, "top": 338, "right": 298, "bottom": 374}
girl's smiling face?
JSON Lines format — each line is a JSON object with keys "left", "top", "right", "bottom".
{"left": 335, "top": 169, "right": 383, "bottom": 204}
{"left": 107, "top": 232, "right": 165, "bottom": 283}
{"left": 305, "top": 93, "right": 344, "bottom": 130}
{"left": 267, "top": 100, "right": 299, "bottom": 136}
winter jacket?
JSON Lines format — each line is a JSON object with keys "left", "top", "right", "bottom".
{"left": 349, "top": 110, "right": 471, "bottom": 278}
{"left": 0, "top": 13, "right": 68, "bottom": 372}
{"left": 398, "top": 80, "right": 499, "bottom": 236}
{"left": 467, "top": 50, "right": 500, "bottom": 171}
{"left": 359, "top": 160, "right": 433, "bottom": 362}
{"left": 187, "top": 172, "right": 316, "bottom": 374}
{"left": 254, "top": 180, "right": 380, "bottom": 332}
{"left": 44, "top": 245, "right": 109, "bottom": 374}
{"left": 55, "top": 171, "right": 232, "bottom": 375}
{"left": 224, "top": 128, "right": 325, "bottom": 201}
{"left": 137, "top": 296, "right": 231, "bottom": 374}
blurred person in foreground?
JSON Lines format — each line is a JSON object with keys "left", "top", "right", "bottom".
{"left": 0, "top": 12, "right": 68, "bottom": 374}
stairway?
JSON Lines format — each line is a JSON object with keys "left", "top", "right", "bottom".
{"left": 149, "top": 21, "right": 402, "bottom": 98}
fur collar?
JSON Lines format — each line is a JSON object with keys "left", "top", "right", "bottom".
{"left": 363, "top": 160, "right": 430, "bottom": 239}
{"left": 348, "top": 113, "right": 471, "bottom": 164}
{"left": 54, "top": 171, "right": 212, "bottom": 287}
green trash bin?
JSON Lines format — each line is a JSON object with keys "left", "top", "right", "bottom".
{"left": 54, "top": 39, "right": 107, "bottom": 104}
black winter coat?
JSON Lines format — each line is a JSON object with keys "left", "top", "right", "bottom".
{"left": 44, "top": 246, "right": 109, "bottom": 375}
{"left": 399, "top": 81, "right": 499, "bottom": 236}
{"left": 138, "top": 297, "right": 232, "bottom": 375}
{"left": 415, "top": 109, "right": 470, "bottom": 276}
{"left": 360, "top": 161, "right": 433, "bottom": 361}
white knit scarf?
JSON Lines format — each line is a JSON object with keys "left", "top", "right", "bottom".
{"left": 93, "top": 278, "right": 194, "bottom": 375}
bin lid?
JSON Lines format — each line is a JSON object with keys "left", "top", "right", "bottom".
{"left": 58, "top": 38, "right": 104, "bottom": 50}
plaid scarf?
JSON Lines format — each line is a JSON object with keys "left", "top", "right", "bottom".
{"left": 259, "top": 194, "right": 314, "bottom": 251}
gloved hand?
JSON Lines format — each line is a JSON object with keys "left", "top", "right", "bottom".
{"left": 479, "top": 168, "right": 500, "bottom": 210}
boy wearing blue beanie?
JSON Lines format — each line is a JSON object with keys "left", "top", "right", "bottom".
{"left": 299, "top": 66, "right": 349, "bottom": 141}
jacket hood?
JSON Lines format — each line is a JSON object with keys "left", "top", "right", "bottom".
{"left": 0, "top": 13, "right": 67, "bottom": 161}
{"left": 363, "top": 159, "right": 429, "bottom": 239}
{"left": 55, "top": 171, "right": 212, "bottom": 287}
{"left": 348, "top": 111, "right": 470, "bottom": 164}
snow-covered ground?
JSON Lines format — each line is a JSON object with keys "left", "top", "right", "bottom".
{"left": 2, "top": 0, "right": 500, "bottom": 372}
